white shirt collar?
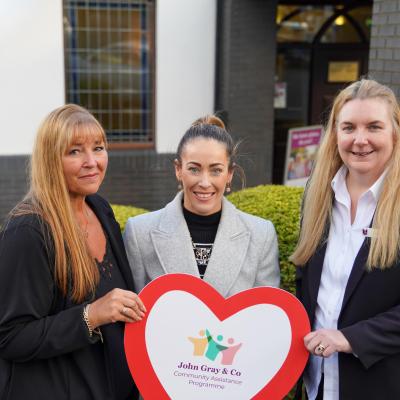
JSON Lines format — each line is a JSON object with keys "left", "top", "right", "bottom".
{"left": 331, "top": 165, "right": 387, "bottom": 203}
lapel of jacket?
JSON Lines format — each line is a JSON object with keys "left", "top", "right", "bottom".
{"left": 150, "top": 192, "right": 199, "bottom": 276}
{"left": 204, "top": 197, "right": 250, "bottom": 297}
{"left": 340, "top": 213, "right": 376, "bottom": 314}
{"left": 86, "top": 195, "right": 135, "bottom": 291}
{"left": 340, "top": 237, "right": 370, "bottom": 314}
{"left": 306, "top": 240, "right": 328, "bottom": 322}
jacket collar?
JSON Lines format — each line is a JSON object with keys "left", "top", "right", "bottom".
{"left": 340, "top": 238, "right": 370, "bottom": 314}
{"left": 307, "top": 222, "right": 371, "bottom": 323}
{"left": 150, "top": 192, "right": 250, "bottom": 296}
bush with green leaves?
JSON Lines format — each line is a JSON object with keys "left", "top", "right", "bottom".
{"left": 112, "top": 184, "right": 303, "bottom": 294}
{"left": 228, "top": 185, "right": 303, "bottom": 294}
{"left": 112, "top": 204, "right": 148, "bottom": 232}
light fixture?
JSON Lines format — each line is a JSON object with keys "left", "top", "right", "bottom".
{"left": 335, "top": 15, "right": 345, "bottom": 26}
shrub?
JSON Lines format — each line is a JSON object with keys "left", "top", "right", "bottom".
{"left": 112, "top": 184, "right": 303, "bottom": 294}
{"left": 112, "top": 204, "right": 148, "bottom": 232}
{"left": 228, "top": 185, "right": 303, "bottom": 294}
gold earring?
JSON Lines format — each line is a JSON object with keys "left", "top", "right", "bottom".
{"left": 225, "top": 182, "right": 231, "bottom": 193}
{"left": 177, "top": 181, "right": 183, "bottom": 190}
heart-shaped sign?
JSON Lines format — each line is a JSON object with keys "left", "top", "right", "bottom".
{"left": 125, "top": 274, "right": 310, "bottom": 399}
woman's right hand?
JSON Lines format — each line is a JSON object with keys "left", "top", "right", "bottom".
{"left": 88, "top": 288, "right": 146, "bottom": 328}
{"left": 304, "top": 328, "right": 352, "bottom": 357}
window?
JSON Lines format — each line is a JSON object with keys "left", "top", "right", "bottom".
{"left": 277, "top": 6, "right": 335, "bottom": 43}
{"left": 63, "top": 0, "right": 155, "bottom": 146}
{"left": 277, "top": 5, "right": 370, "bottom": 44}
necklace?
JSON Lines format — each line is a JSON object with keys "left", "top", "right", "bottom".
{"left": 191, "top": 238, "right": 214, "bottom": 265}
{"left": 80, "top": 205, "right": 91, "bottom": 238}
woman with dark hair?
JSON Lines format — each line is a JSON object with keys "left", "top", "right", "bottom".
{"left": 123, "top": 115, "right": 280, "bottom": 296}
{"left": 292, "top": 79, "right": 400, "bottom": 399}
{"left": 0, "top": 104, "right": 144, "bottom": 399}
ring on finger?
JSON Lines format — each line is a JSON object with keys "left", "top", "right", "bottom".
{"left": 121, "top": 306, "right": 129, "bottom": 316}
{"left": 315, "top": 344, "right": 326, "bottom": 354}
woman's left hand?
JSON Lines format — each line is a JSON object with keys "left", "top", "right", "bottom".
{"left": 304, "top": 329, "right": 352, "bottom": 357}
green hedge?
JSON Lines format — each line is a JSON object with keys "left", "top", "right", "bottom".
{"left": 112, "top": 204, "right": 148, "bottom": 231}
{"left": 228, "top": 185, "right": 303, "bottom": 294}
{"left": 112, "top": 185, "right": 303, "bottom": 294}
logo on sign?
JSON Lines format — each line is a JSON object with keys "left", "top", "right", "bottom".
{"left": 188, "top": 329, "right": 243, "bottom": 365}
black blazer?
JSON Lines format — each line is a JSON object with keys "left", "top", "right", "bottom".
{"left": 296, "top": 235, "right": 400, "bottom": 400}
{"left": 0, "top": 194, "right": 137, "bottom": 400}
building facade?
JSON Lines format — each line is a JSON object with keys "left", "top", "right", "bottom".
{"left": 1, "top": 0, "right": 396, "bottom": 221}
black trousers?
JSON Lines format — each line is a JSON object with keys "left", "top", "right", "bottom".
{"left": 316, "top": 374, "right": 324, "bottom": 400}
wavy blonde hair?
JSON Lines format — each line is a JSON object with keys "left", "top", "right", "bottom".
{"left": 291, "top": 79, "right": 400, "bottom": 269}
{"left": 13, "top": 104, "right": 107, "bottom": 302}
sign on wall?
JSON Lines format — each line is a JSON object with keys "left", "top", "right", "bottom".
{"left": 274, "top": 82, "right": 287, "bottom": 109}
{"left": 284, "top": 125, "right": 324, "bottom": 187}
{"left": 125, "top": 274, "right": 310, "bottom": 399}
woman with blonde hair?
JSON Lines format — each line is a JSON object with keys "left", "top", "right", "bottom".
{"left": 0, "top": 104, "right": 144, "bottom": 399}
{"left": 292, "top": 79, "right": 400, "bottom": 399}
{"left": 124, "top": 115, "right": 280, "bottom": 296}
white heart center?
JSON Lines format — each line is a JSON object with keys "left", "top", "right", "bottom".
{"left": 145, "top": 291, "right": 292, "bottom": 399}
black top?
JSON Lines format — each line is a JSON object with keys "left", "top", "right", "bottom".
{"left": 0, "top": 194, "right": 138, "bottom": 400}
{"left": 95, "top": 234, "right": 136, "bottom": 400}
{"left": 183, "top": 207, "right": 221, "bottom": 278}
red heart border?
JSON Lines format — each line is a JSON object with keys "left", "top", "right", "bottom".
{"left": 125, "top": 274, "right": 310, "bottom": 399}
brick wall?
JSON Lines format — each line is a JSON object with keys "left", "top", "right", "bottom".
{"left": 216, "top": 0, "right": 277, "bottom": 186}
{"left": 99, "top": 151, "right": 177, "bottom": 210}
{"left": 0, "top": 156, "right": 29, "bottom": 221}
{"left": 369, "top": 0, "right": 400, "bottom": 95}
{"left": 0, "top": 152, "right": 177, "bottom": 223}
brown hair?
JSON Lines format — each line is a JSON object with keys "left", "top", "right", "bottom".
{"left": 176, "top": 115, "right": 245, "bottom": 186}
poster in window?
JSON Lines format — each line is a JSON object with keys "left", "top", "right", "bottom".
{"left": 284, "top": 125, "right": 324, "bottom": 187}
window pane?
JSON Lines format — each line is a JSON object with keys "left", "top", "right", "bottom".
{"left": 348, "top": 6, "right": 372, "bottom": 41}
{"left": 277, "top": 6, "right": 335, "bottom": 43}
{"left": 276, "top": 5, "right": 299, "bottom": 24}
{"left": 63, "top": 0, "right": 154, "bottom": 144}
{"left": 320, "top": 16, "right": 362, "bottom": 43}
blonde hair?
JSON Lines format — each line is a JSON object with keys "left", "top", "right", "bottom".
{"left": 13, "top": 104, "right": 107, "bottom": 302}
{"left": 291, "top": 79, "right": 400, "bottom": 269}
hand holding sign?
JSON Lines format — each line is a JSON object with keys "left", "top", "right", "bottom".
{"left": 125, "top": 274, "right": 310, "bottom": 399}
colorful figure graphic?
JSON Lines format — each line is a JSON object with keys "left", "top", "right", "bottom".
{"left": 205, "top": 329, "right": 227, "bottom": 361}
{"left": 188, "top": 328, "right": 243, "bottom": 364}
{"left": 188, "top": 329, "right": 208, "bottom": 356}
{"left": 221, "top": 338, "right": 243, "bottom": 365}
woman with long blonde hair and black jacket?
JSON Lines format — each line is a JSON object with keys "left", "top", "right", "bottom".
{"left": 293, "top": 79, "right": 400, "bottom": 399}
{"left": 0, "top": 104, "right": 144, "bottom": 400}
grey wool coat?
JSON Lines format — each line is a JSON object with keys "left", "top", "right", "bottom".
{"left": 123, "top": 192, "right": 280, "bottom": 297}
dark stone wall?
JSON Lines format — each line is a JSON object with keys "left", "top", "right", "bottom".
{"left": 99, "top": 151, "right": 177, "bottom": 210}
{"left": 0, "top": 152, "right": 177, "bottom": 223}
{"left": 369, "top": 0, "right": 400, "bottom": 95}
{"left": 0, "top": 156, "right": 29, "bottom": 221}
{"left": 216, "top": 0, "right": 278, "bottom": 186}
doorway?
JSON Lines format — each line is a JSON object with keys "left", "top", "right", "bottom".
{"left": 273, "top": 2, "right": 372, "bottom": 183}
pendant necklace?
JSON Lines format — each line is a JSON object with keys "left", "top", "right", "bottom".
{"left": 81, "top": 205, "right": 91, "bottom": 238}
{"left": 191, "top": 237, "right": 213, "bottom": 264}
